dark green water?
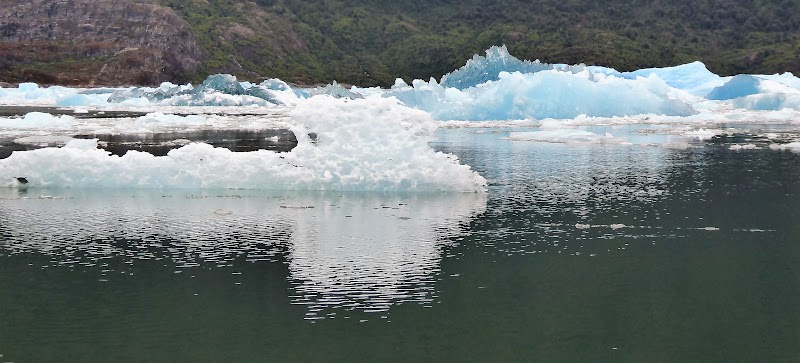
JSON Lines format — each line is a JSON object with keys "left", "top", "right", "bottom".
{"left": 1, "top": 128, "right": 799, "bottom": 362}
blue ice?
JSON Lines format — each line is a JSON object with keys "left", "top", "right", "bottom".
{"left": 440, "top": 45, "right": 585, "bottom": 90}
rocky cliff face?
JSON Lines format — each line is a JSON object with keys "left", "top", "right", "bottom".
{"left": 0, "top": 0, "right": 205, "bottom": 85}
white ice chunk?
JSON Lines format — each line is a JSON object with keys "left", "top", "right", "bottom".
{"left": 0, "top": 112, "right": 74, "bottom": 129}
{"left": 0, "top": 97, "right": 487, "bottom": 192}
{"left": 683, "top": 128, "right": 720, "bottom": 140}
{"left": 769, "top": 142, "right": 800, "bottom": 152}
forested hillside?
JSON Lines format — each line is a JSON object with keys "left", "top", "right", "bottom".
{"left": 2, "top": 0, "right": 799, "bottom": 86}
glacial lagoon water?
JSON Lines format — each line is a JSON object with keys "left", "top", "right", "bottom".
{"left": 1, "top": 126, "right": 799, "bottom": 362}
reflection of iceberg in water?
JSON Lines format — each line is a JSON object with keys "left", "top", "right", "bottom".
{"left": 0, "top": 190, "right": 296, "bottom": 266}
{"left": 0, "top": 189, "right": 486, "bottom": 319}
{"left": 285, "top": 192, "right": 486, "bottom": 320}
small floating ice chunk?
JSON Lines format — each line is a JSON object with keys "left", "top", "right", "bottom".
{"left": 165, "top": 139, "right": 192, "bottom": 147}
{"left": 683, "top": 128, "right": 719, "bottom": 140}
{"left": 509, "top": 129, "right": 626, "bottom": 144}
{"left": 279, "top": 205, "right": 315, "bottom": 209}
{"left": 769, "top": 142, "right": 800, "bottom": 152}
{"left": 63, "top": 138, "right": 99, "bottom": 151}
{"left": 729, "top": 144, "right": 759, "bottom": 151}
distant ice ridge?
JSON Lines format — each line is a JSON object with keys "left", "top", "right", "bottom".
{"left": 385, "top": 45, "right": 697, "bottom": 120}
{"left": 107, "top": 74, "right": 302, "bottom": 106}
{"left": 4, "top": 45, "right": 800, "bottom": 116}
{"left": 387, "top": 70, "right": 696, "bottom": 120}
{"left": 0, "top": 97, "right": 487, "bottom": 192}
{"left": 0, "top": 83, "right": 82, "bottom": 106}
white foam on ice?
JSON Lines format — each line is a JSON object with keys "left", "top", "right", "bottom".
{"left": 0, "top": 97, "right": 487, "bottom": 192}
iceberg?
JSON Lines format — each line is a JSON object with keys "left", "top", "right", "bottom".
{"left": 387, "top": 70, "right": 696, "bottom": 120}
{"left": 385, "top": 46, "right": 699, "bottom": 121}
{"left": 197, "top": 74, "right": 245, "bottom": 95}
{"left": 0, "top": 97, "right": 487, "bottom": 192}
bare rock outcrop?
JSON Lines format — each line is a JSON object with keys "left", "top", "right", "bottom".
{"left": 0, "top": 0, "right": 206, "bottom": 85}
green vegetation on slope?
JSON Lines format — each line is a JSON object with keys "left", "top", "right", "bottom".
{"left": 6, "top": 0, "right": 800, "bottom": 86}
{"left": 159, "top": 0, "right": 800, "bottom": 86}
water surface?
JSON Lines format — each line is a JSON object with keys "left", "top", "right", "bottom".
{"left": 1, "top": 127, "right": 799, "bottom": 362}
